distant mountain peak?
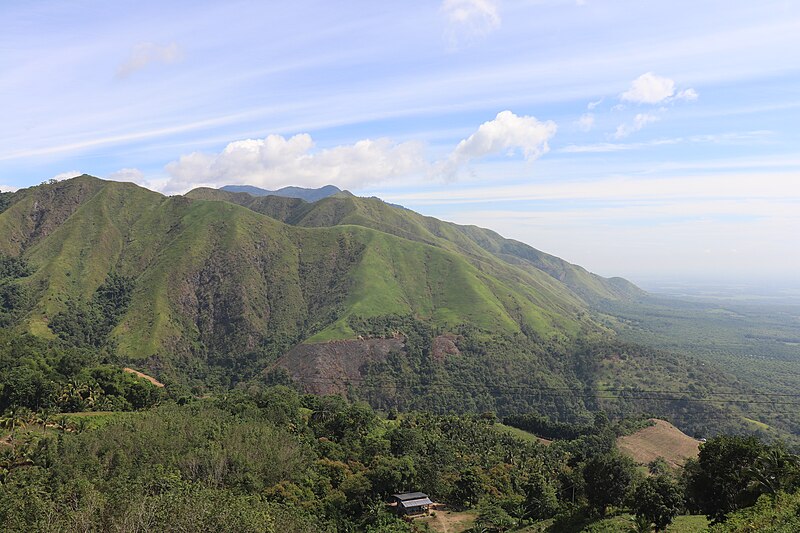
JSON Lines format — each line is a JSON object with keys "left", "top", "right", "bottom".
{"left": 220, "top": 184, "right": 342, "bottom": 202}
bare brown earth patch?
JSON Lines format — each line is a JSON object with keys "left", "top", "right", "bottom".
{"left": 123, "top": 367, "right": 165, "bottom": 388}
{"left": 273, "top": 337, "right": 405, "bottom": 394}
{"left": 617, "top": 418, "right": 700, "bottom": 469}
{"left": 432, "top": 334, "right": 461, "bottom": 362}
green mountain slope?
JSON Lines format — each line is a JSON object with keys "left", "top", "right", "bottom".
{"left": 2, "top": 176, "right": 595, "bottom": 365}
{"left": 186, "top": 187, "right": 642, "bottom": 304}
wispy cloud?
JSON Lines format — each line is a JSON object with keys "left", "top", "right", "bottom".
{"left": 576, "top": 113, "right": 595, "bottom": 132}
{"left": 561, "top": 130, "right": 773, "bottom": 153}
{"left": 441, "top": 0, "right": 501, "bottom": 48}
{"left": 376, "top": 170, "right": 800, "bottom": 205}
{"left": 614, "top": 112, "right": 660, "bottom": 138}
{"left": 116, "top": 42, "right": 183, "bottom": 79}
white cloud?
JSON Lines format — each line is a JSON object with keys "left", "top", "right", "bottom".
{"left": 117, "top": 42, "right": 183, "bottom": 79}
{"left": 448, "top": 110, "right": 557, "bottom": 169}
{"left": 676, "top": 88, "right": 699, "bottom": 101}
{"left": 163, "top": 134, "right": 427, "bottom": 193}
{"left": 0, "top": 184, "right": 17, "bottom": 192}
{"left": 107, "top": 168, "right": 171, "bottom": 192}
{"left": 576, "top": 113, "right": 595, "bottom": 132}
{"left": 587, "top": 98, "right": 603, "bottom": 110}
{"left": 107, "top": 168, "right": 145, "bottom": 182}
{"left": 51, "top": 170, "right": 83, "bottom": 181}
{"left": 441, "top": 0, "right": 500, "bottom": 48}
{"left": 614, "top": 113, "right": 659, "bottom": 138}
{"left": 621, "top": 72, "right": 676, "bottom": 104}
{"left": 620, "top": 73, "right": 698, "bottom": 105}
{"left": 161, "top": 111, "right": 556, "bottom": 192}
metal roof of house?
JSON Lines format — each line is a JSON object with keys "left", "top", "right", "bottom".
{"left": 399, "top": 497, "right": 433, "bottom": 508}
{"left": 393, "top": 492, "right": 428, "bottom": 501}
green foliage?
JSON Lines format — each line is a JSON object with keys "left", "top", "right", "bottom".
{"left": 685, "top": 435, "right": 767, "bottom": 523}
{"left": 0, "top": 328, "right": 162, "bottom": 413}
{"left": 0, "top": 256, "right": 32, "bottom": 327}
{"left": 632, "top": 475, "right": 684, "bottom": 531}
{"left": 504, "top": 413, "right": 595, "bottom": 441}
{"left": 0, "top": 380, "right": 795, "bottom": 532}
{"left": 0, "top": 390, "right": 573, "bottom": 531}
{"left": 709, "top": 491, "right": 800, "bottom": 532}
{"left": 49, "top": 273, "right": 134, "bottom": 348}
{"left": 0, "top": 191, "right": 12, "bottom": 214}
{"left": 582, "top": 453, "right": 637, "bottom": 516}
{"left": 0, "top": 256, "right": 32, "bottom": 279}
{"left": 475, "top": 500, "right": 516, "bottom": 532}
{"left": 522, "top": 472, "right": 560, "bottom": 521}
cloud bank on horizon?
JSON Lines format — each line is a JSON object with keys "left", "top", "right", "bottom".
{"left": 2, "top": 0, "right": 799, "bottom": 282}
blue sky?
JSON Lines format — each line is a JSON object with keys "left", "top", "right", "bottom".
{"left": 1, "top": 1, "right": 799, "bottom": 284}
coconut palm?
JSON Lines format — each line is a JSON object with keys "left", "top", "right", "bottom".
{"left": 0, "top": 409, "right": 27, "bottom": 443}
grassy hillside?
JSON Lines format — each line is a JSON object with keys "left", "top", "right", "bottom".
{"left": 2, "top": 177, "right": 593, "bottom": 379}
{"left": 186, "top": 187, "right": 643, "bottom": 305}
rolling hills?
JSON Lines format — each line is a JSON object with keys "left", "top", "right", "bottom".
{"left": 0, "top": 176, "right": 787, "bottom": 439}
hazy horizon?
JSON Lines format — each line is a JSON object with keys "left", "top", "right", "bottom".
{"left": 2, "top": 1, "right": 798, "bottom": 283}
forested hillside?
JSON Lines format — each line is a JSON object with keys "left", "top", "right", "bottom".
{"left": 1, "top": 386, "right": 798, "bottom": 532}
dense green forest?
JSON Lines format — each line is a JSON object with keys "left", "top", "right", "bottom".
{"left": 2, "top": 381, "right": 799, "bottom": 532}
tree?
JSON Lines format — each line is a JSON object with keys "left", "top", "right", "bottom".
{"left": 632, "top": 475, "right": 683, "bottom": 531}
{"left": 582, "top": 453, "right": 635, "bottom": 516}
{"left": 685, "top": 435, "right": 765, "bottom": 523}
{"left": 454, "top": 466, "right": 488, "bottom": 508}
{"left": 475, "top": 501, "right": 515, "bottom": 532}
{"left": 367, "top": 455, "right": 416, "bottom": 498}
{"left": 0, "top": 409, "right": 27, "bottom": 443}
{"left": 745, "top": 445, "right": 799, "bottom": 497}
{"left": 522, "top": 472, "right": 559, "bottom": 521}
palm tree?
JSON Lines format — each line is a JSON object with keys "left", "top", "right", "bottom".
{"left": 0, "top": 409, "right": 27, "bottom": 444}
{"left": 746, "top": 446, "right": 800, "bottom": 497}
{"left": 33, "top": 408, "right": 53, "bottom": 434}
{"left": 55, "top": 415, "right": 70, "bottom": 433}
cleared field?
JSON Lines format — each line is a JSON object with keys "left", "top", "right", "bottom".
{"left": 415, "top": 505, "right": 477, "bottom": 533}
{"left": 617, "top": 419, "right": 700, "bottom": 469}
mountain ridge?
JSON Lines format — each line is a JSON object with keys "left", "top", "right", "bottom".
{"left": 187, "top": 185, "right": 643, "bottom": 305}
{"left": 2, "top": 176, "right": 603, "bottom": 359}
{"left": 220, "top": 183, "right": 344, "bottom": 202}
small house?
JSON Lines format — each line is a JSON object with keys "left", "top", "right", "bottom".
{"left": 391, "top": 492, "right": 434, "bottom": 515}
